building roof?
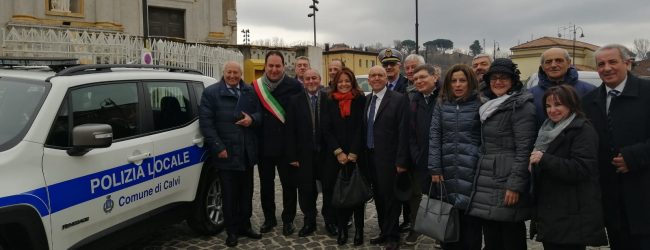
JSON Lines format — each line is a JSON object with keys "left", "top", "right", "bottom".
{"left": 511, "top": 36, "right": 600, "bottom": 51}
{"left": 323, "top": 49, "right": 378, "bottom": 56}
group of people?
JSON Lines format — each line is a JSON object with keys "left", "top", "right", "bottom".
{"left": 199, "top": 43, "right": 650, "bottom": 250}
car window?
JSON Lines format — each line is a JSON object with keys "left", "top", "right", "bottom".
{"left": 46, "top": 82, "right": 140, "bottom": 147}
{"left": 0, "top": 80, "right": 47, "bottom": 151}
{"left": 145, "top": 82, "right": 192, "bottom": 131}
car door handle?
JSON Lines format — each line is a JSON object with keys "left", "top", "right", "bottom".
{"left": 127, "top": 152, "right": 151, "bottom": 163}
{"left": 192, "top": 138, "right": 204, "bottom": 145}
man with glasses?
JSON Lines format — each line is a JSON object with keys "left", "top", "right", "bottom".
{"left": 378, "top": 48, "right": 408, "bottom": 94}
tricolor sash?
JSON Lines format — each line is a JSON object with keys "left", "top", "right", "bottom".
{"left": 253, "top": 77, "right": 286, "bottom": 123}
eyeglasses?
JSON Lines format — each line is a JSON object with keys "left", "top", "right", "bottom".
{"left": 382, "top": 61, "right": 397, "bottom": 67}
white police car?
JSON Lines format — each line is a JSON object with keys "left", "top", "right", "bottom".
{"left": 0, "top": 61, "right": 224, "bottom": 249}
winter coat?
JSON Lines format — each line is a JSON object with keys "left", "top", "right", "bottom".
{"left": 529, "top": 67, "right": 595, "bottom": 126}
{"left": 468, "top": 90, "right": 537, "bottom": 222}
{"left": 583, "top": 73, "right": 650, "bottom": 235}
{"left": 532, "top": 117, "right": 607, "bottom": 246}
{"left": 428, "top": 93, "right": 482, "bottom": 210}
{"left": 199, "top": 79, "right": 261, "bottom": 170}
{"left": 255, "top": 76, "right": 303, "bottom": 158}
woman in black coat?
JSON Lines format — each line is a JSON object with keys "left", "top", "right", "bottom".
{"left": 321, "top": 68, "right": 367, "bottom": 246}
{"left": 429, "top": 64, "right": 483, "bottom": 250}
{"left": 529, "top": 85, "right": 607, "bottom": 250}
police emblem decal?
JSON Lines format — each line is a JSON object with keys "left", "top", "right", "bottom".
{"left": 103, "top": 195, "right": 114, "bottom": 213}
{"left": 385, "top": 49, "right": 393, "bottom": 58}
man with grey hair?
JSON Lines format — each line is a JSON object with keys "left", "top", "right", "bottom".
{"left": 529, "top": 47, "right": 595, "bottom": 126}
{"left": 471, "top": 54, "right": 492, "bottom": 83}
{"left": 404, "top": 54, "right": 426, "bottom": 93}
{"left": 295, "top": 56, "right": 311, "bottom": 83}
{"left": 200, "top": 61, "right": 262, "bottom": 247}
{"left": 583, "top": 44, "right": 650, "bottom": 250}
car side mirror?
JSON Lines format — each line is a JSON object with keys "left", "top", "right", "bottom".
{"left": 67, "top": 124, "right": 113, "bottom": 156}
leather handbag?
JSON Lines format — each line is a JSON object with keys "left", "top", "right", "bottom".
{"left": 331, "top": 163, "right": 371, "bottom": 208}
{"left": 413, "top": 180, "right": 460, "bottom": 242}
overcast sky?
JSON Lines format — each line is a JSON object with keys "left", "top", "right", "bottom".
{"left": 237, "top": 0, "right": 650, "bottom": 54}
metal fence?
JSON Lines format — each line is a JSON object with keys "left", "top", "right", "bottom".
{"left": 0, "top": 26, "right": 242, "bottom": 79}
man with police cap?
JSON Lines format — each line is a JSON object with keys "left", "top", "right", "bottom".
{"left": 378, "top": 48, "right": 409, "bottom": 94}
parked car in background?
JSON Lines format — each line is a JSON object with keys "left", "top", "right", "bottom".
{"left": 355, "top": 74, "right": 371, "bottom": 95}
{"left": 525, "top": 71, "right": 602, "bottom": 89}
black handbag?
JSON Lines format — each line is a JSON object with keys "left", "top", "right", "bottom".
{"left": 331, "top": 163, "right": 371, "bottom": 208}
{"left": 413, "top": 180, "right": 460, "bottom": 242}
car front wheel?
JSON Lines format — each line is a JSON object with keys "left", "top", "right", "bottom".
{"left": 187, "top": 169, "right": 224, "bottom": 235}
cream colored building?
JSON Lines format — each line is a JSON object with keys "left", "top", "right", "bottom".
{"left": 322, "top": 48, "right": 379, "bottom": 85}
{"left": 510, "top": 36, "right": 600, "bottom": 80}
{"left": 1, "top": 0, "right": 237, "bottom": 44}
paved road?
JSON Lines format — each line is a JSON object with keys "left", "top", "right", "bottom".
{"left": 126, "top": 169, "right": 610, "bottom": 250}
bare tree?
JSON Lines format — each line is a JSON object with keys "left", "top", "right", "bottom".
{"left": 634, "top": 38, "right": 650, "bottom": 60}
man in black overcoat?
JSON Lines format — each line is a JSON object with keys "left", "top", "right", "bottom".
{"left": 285, "top": 69, "right": 326, "bottom": 237}
{"left": 254, "top": 51, "right": 303, "bottom": 235}
{"left": 199, "top": 62, "right": 262, "bottom": 247}
{"left": 583, "top": 44, "right": 650, "bottom": 250}
{"left": 364, "top": 65, "right": 410, "bottom": 250}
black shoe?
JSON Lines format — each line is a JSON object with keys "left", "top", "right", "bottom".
{"left": 259, "top": 220, "right": 277, "bottom": 233}
{"left": 337, "top": 228, "right": 348, "bottom": 245}
{"left": 399, "top": 221, "right": 412, "bottom": 233}
{"left": 369, "top": 235, "right": 386, "bottom": 245}
{"left": 225, "top": 233, "right": 238, "bottom": 247}
{"left": 353, "top": 228, "right": 364, "bottom": 246}
{"left": 404, "top": 231, "right": 420, "bottom": 246}
{"left": 282, "top": 222, "right": 295, "bottom": 236}
{"left": 325, "top": 223, "right": 338, "bottom": 236}
{"left": 238, "top": 228, "right": 262, "bottom": 239}
{"left": 298, "top": 224, "right": 316, "bottom": 237}
{"left": 385, "top": 241, "right": 400, "bottom": 250}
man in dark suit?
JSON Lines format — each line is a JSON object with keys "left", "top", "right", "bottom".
{"left": 364, "top": 65, "right": 410, "bottom": 249}
{"left": 378, "top": 48, "right": 409, "bottom": 94}
{"left": 253, "top": 51, "right": 303, "bottom": 236}
{"left": 286, "top": 69, "right": 325, "bottom": 237}
{"left": 583, "top": 44, "right": 650, "bottom": 250}
{"left": 199, "top": 62, "right": 262, "bottom": 247}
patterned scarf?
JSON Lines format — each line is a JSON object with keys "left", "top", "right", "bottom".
{"left": 332, "top": 91, "right": 355, "bottom": 118}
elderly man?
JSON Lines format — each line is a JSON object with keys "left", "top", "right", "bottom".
{"left": 285, "top": 69, "right": 326, "bottom": 237}
{"left": 327, "top": 59, "right": 344, "bottom": 86}
{"left": 378, "top": 48, "right": 409, "bottom": 93}
{"left": 199, "top": 61, "right": 262, "bottom": 247}
{"left": 583, "top": 44, "right": 650, "bottom": 250}
{"left": 294, "top": 56, "right": 311, "bottom": 83}
{"left": 253, "top": 51, "right": 303, "bottom": 236}
{"left": 530, "top": 47, "right": 595, "bottom": 126}
{"left": 471, "top": 54, "right": 492, "bottom": 83}
{"left": 364, "top": 66, "right": 410, "bottom": 249}
{"left": 403, "top": 54, "right": 426, "bottom": 94}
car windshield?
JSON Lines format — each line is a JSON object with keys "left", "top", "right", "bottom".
{"left": 0, "top": 79, "right": 48, "bottom": 150}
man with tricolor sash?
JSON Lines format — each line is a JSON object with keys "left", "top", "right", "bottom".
{"left": 253, "top": 51, "right": 303, "bottom": 236}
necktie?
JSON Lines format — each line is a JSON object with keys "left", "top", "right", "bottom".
{"left": 230, "top": 88, "right": 240, "bottom": 98}
{"left": 388, "top": 83, "right": 394, "bottom": 90}
{"left": 607, "top": 89, "right": 620, "bottom": 153}
{"left": 310, "top": 95, "right": 318, "bottom": 114}
{"left": 367, "top": 95, "right": 377, "bottom": 148}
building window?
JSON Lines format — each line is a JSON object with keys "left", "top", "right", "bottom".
{"left": 372, "top": 61, "right": 375, "bottom": 67}
{"left": 149, "top": 6, "right": 186, "bottom": 40}
{"left": 366, "top": 60, "right": 369, "bottom": 68}
{"left": 359, "top": 59, "right": 362, "bottom": 67}
{"left": 46, "top": 0, "right": 84, "bottom": 17}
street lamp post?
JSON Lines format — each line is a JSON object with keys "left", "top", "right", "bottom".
{"left": 415, "top": 0, "right": 419, "bottom": 54}
{"left": 241, "top": 29, "right": 250, "bottom": 45}
{"left": 493, "top": 40, "right": 500, "bottom": 60}
{"left": 307, "top": 0, "right": 319, "bottom": 46}
{"left": 558, "top": 24, "right": 585, "bottom": 65}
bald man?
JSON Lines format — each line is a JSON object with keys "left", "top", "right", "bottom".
{"left": 364, "top": 66, "right": 410, "bottom": 249}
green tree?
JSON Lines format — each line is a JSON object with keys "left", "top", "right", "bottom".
{"left": 401, "top": 39, "right": 417, "bottom": 54}
{"left": 469, "top": 40, "right": 483, "bottom": 56}
{"left": 431, "top": 39, "right": 453, "bottom": 53}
